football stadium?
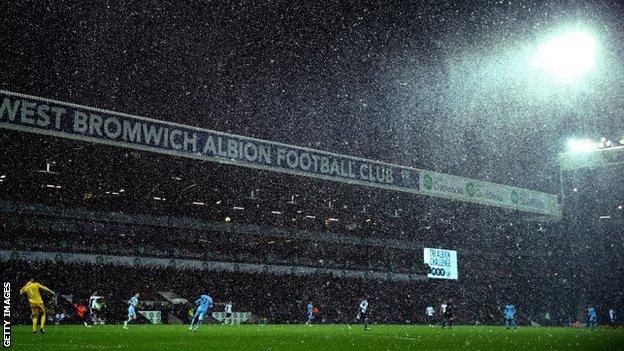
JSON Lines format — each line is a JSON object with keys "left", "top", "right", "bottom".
{"left": 2, "top": 1, "right": 624, "bottom": 350}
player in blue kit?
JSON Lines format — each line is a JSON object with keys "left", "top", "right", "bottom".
{"left": 504, "top": 303, "right": 517, "bottom": 330}
{"left": 123, "top": 292, "right": 139, "bottom": 329}
{"left": 305, "top": 302, "right": 314, "bottom": 326}
{"left": 587, "top": 307, "right": 598, "bottom": 331}
{"left": 189, "top": 294, "right": 213, "bottom": 331}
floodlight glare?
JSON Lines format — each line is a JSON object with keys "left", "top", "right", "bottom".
{"left": 566, "top": 138, "right": 598, "bottom": 153}
{"left": 534, "top": 30, "right": 596, "bottom": 81}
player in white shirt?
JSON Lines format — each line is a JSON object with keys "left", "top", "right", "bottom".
{"left": 440, "top": 301, "right": 448, "bottom": 328}
{"left": 223, "top": 301, "right": 233, "bottom": 325}
{"left": 609, "top": 308, "right": 617, "bottom": 329}
{"left": 85, "top": 291, "right": 102, "bottom": 327}
{"left": 357, "top": 298, "right": 369, "bottom": 330}
{"left": 426, "top": 306, "right": 435, "bottom": 326}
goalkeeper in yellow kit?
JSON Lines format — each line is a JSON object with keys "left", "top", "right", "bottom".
{"left": 20, "top": 279, "right": 56, "bottom": 334}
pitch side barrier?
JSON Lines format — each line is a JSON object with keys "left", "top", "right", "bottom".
{"left": 0, "top": 90, "right": 560, "bottom": 217}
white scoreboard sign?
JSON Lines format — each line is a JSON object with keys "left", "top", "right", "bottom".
{"left": 423, "top": 248, "right": 458, "bottom": 280}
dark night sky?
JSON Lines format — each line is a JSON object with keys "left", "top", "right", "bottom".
{"left": 2, "top": 0, "right": 623, "bottom": 193}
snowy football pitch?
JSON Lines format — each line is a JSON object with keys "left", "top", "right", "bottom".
{"left": 9, "top": 324, "right": 624, "bottom": 350}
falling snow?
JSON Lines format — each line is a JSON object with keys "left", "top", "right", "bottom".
{"left": 1, "top": 0, "right": 624, "bottom": 350}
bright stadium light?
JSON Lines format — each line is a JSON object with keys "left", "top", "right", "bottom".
{"left": 566, "top": 138, "right": 598, "bottom": 153}
{"left": 534, "top": 30, "right": 596, "bottom": 81}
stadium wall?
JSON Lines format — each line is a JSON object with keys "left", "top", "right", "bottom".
{"left": 0, "top": 250, "right": 426, "bottom": 283}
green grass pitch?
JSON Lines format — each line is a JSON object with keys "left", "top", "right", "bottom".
{"left": 9, "top": 324, "right": 624, "bottom": 351}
